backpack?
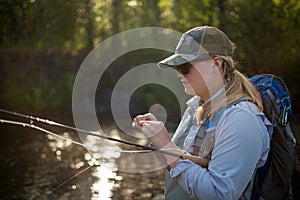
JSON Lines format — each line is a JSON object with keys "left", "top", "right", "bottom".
{"left": 249, "top": 74, "right": 296, "bottom": 200}
{"left": 172, "top": 74, "right": 296, "bottom": 200}
{"left": 202, "top": 74, "right": 296, "bottom": 200}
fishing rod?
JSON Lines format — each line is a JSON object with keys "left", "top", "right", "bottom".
{"left": 0, "top": 117, "right": 156, "bottom": 153}
{"left": 0, "top": 108, "right": 182, "bottom": 158}
{"left": 0, "top": 108, "right": 209, "bottom": 167}
{"left": 0, "top": 108, "right": 157, "bottom": 148}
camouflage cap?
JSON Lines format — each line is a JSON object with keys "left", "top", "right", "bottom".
{"left": 158, "top": 26, "right": 235, "bottom": 68}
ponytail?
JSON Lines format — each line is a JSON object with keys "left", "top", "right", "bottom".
{"left": 196, "top": 56, "right": 262, "bottom": 124}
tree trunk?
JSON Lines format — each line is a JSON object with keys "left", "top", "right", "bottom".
{"left": 111, "top": 0, "right": 120, "bottom": 35}
{"left": 85, "top": 0, "right": 95, "bottom": 50}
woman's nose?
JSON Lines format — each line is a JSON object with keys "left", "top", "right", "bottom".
{"left": 177, "top": 72, "right": 184, "bottom": 78}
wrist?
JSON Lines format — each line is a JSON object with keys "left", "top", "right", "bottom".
{"left": 167, "top": 159, "right": 179, "bottom": 169}
{"left": 161, "top": 146, "right": 184, "bottom": 169}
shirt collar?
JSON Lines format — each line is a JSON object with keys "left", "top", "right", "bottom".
{"left": 186, "top": 84, "right": 227, "bottom": 109}
{"left": 205, "top": 84, "right": 227, "bottom": 103}
{"left": 186, "top": 96, "right": 201, "bottom": 110}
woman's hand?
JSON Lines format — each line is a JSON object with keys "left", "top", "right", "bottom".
{"left": 132, "top": 113, "right": 182, "bottom": 167}
{"left": 132, "top": 113, "right": 172, "bottom": 149}
{"left": 132, "top": 113, "right": 157, "bottom": 133}
{"left": 132, "top": 113, "right": 210, "bottom": 169}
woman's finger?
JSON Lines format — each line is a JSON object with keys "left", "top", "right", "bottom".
{"left": 144, "top": 113, "right": 158, "bottom": 121}
{"left": 140, "top": 121, "right": 166, "bottom": 138}
{"left": 132, "top": 113, "right": 158, "bottom": 127}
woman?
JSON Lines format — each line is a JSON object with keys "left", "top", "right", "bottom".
{"left": 132, "top": 26, "right": 272, "bottom": 200}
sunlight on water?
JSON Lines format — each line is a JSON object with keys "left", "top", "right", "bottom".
{"left": 47, "top": 132, "right": 73, "bottom": 161}
{"left": 90, "top": 165, "right": 117, "bottom": 199}
{"left": 84, "top": 131, "right": 123, "bottom": 200}
{"left": 14, "top": 126, "right": 166, "bottom": 199}
{"left": 45, "top": 130, "right": 123, "bottom": 199}
{"left": 42, "top": 131, "right": 123, "bottom": 200}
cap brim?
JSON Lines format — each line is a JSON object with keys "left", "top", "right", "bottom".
{"left": 158, "top": 54, "right": 210, "bottom": 68}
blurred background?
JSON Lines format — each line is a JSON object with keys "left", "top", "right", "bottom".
{"left": 0, "top": 0, "right": 299, "bottom": 199}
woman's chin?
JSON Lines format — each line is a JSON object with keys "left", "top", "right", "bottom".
{"left": 184, "top": 88, "right": 195, "bottom": 96}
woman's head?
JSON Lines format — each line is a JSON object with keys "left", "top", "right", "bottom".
{"left": 158, "top": 25, "right": 263, "bottom": 122}
{"left": 158, "top": 26, "right": 236, "bottom": 98}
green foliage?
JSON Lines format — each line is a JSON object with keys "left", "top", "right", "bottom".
{"left": 1, "top": 0, "right": 300, "bottom": 114}
{"left": 223, "top": 0, "right": 300, "bottom": 73}
{"left": 221, "top": 0, "right": 300, "bottom": 112}
{"left": 0, "top": 51, "right": 78, "bottom": 113}
{"left": 173, "top": 0, "right": 219, "bottom": 31}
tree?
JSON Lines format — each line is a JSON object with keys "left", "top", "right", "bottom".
{"left": 222, "top": 0, "right": 300, "bottom": 111}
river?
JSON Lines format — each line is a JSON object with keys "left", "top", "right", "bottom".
{"left": 0, "top": 120, "right": 166, "bottom": 200}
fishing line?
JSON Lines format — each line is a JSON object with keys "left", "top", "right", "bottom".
{"left": 48, "top": 165, "right": 93, "bottom": 196}
{"left": 0, "top": 118, "right": 85, "bottom": 147}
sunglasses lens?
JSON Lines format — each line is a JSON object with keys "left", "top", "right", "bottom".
{"left": 176, "top": 64, "right": 189, "bottom": 74}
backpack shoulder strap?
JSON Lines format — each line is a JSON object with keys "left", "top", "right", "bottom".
{"left": 206, "top": 105, "right": 228, "bottom": 130}
{"left": 195, "top": 98, "right": 248, "bottom": 158}
{"left": 206, "top": 96, "right": 252, "bottom": 130}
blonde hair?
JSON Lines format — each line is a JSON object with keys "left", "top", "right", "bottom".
{"left": 196, "top": 56, "right": 263, "bottom": 124}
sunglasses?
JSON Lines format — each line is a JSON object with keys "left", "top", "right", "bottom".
{"left": 174, "top": 55, "right": 212, "bottom": 75}
{"left": 175, "top": 63, "right": 191, "bottom": 75}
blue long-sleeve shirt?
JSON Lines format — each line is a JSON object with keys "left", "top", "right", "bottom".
{"left": 166, "top": 96, "right": 272, "bottom": 200}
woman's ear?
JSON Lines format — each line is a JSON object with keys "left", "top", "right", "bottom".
{"left": 212, "top": 57, "right": 224, "bottom": 72}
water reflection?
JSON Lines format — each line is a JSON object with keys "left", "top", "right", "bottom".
{"left": 83, "top": 131, "right": 122, "bottom": 200}
{"left": 46, "top": 129, "right": 123, "bottom": 199}
{"left": 0, "top": 124, "right": 167, "bottom": 199}
{"left": 90, "top": 164, "right": 121, "bottom": 199}
{"left": 47, "top": 132, "right": 73, "bottom": 161}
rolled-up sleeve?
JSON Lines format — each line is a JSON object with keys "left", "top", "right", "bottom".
{"left": 169, "top": 105, "right": 271, "bottom": 200}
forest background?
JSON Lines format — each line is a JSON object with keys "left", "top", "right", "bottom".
{"left": 1, "top": 0, "right": 300, "bottom": 124}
